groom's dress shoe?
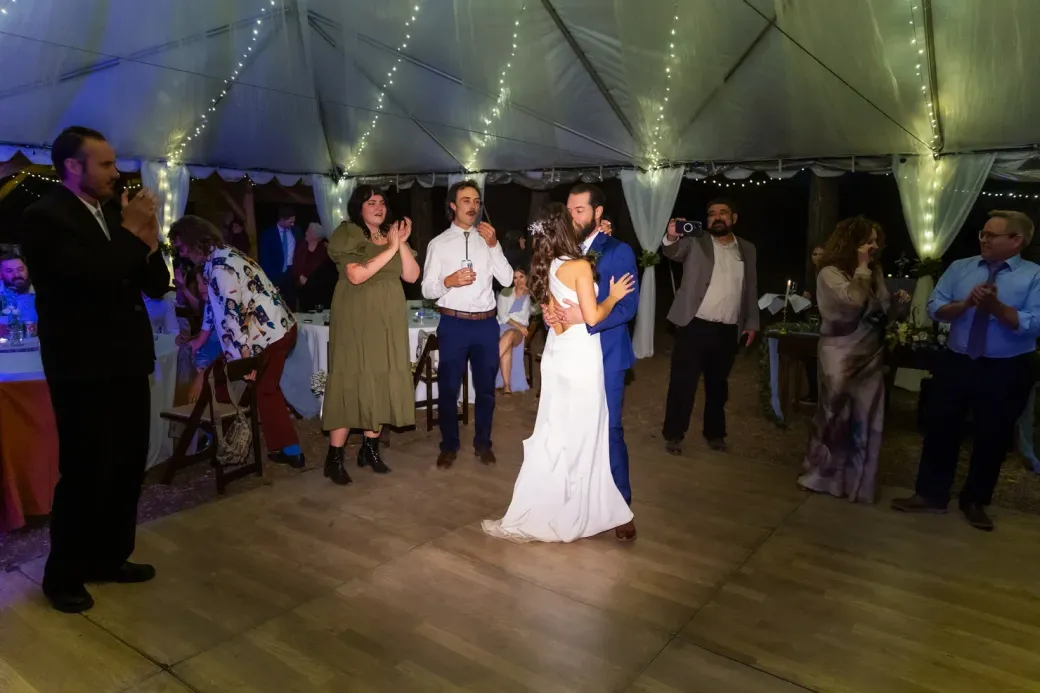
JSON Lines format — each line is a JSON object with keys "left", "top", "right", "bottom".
{"left": 43, "top": 583, "right": 94, "bottom": 613}
{"left": 436, "top": 451, "right": 456, "bottom": 469}
{"left": 89, "top": 562, "right": 157, "bottom": 584}
{"left": 615, "top": 521, "right": 637, "bottom": 542}
{"left": 475, "top": 448, "right": 496, "bottom": 465}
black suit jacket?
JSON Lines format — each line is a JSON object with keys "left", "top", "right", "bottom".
{"left": 20, "top": 185, "right": 171, "bottom": 380}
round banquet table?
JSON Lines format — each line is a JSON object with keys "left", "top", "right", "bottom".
{"left": 295, "top": 310, "right": 475, "bottom": 405}
{"left": 0, "top": 334, "right": 178, "bottom": 532}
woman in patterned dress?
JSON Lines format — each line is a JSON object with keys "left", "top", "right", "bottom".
{"left": 798, "top": 217, "right": 910, "bottom": 503}
{"left": 170, "top": 216, "right": 303, "bottom": 468}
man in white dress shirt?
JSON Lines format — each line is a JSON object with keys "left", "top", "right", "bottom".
{"left": 422, "top": 180, "right": 514, "bottom": 468}
{"left": 660, "top": 198, "right": 759, "bottom": 454}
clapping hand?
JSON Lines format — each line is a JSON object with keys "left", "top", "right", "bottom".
{"left": 970, "top": 283, "right": 999, "bottom": 310}
{"left": 123, "top": 188, "right": 160, "bottom": 250}
{"left": 398, "top": 217, "right": 413, "bottom": 245}
{"left": 477, "top": 221, "right": 497, "bottom": 248}
{"left": 893, "top": 289, "right": 912, "bottom": 305}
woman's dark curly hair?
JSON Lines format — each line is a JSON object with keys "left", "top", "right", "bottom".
{"left": 347, "top": 184, "right": 392, "bottom": 239}
{"left": 819, "top": 215, "right": 885, "bottom": 277}
{"left": 529, "top": 202, "right": 594, "bottom": 306}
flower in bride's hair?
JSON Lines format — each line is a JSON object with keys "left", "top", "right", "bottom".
{"left": 528, "top": 220, "right": 548, "bottom": 237}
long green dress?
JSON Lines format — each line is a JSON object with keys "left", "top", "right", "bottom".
{"left": 322, "top": 222, "right": 415, "bottom": 431}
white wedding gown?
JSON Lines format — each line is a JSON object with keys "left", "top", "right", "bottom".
{"left": 482, "top": 258, "right": 633, "bottom": 543}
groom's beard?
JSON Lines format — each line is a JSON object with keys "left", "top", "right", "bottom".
{"left": 576, "top": 218, "right": 597, "bottom": 244}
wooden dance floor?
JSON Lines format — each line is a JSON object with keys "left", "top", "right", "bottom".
{"left": 3, "top": 420, "right": 1040, "bottom": 693}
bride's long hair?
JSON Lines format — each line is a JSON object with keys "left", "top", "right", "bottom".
{"left": 528, "top": 202, "right": 594, "bottom": 306}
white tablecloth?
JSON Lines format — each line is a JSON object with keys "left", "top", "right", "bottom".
{"left": 296, "top": 311, "right": 475, "bottom": 404}
{"left": 0, "top": 334, "right": 178, "bottom": 469}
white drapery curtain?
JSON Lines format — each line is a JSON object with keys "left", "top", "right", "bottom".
{"left": 140, "top": 161, "right": 189, "bottom": 241}
{"left": 312, "top": 176, "right": 356, "bottom": 237}
{"left": 620, "top": 167, "right": 683, "bottom": 359}
{"left": 892, "top": 153, "right": 994, "bottom": 325}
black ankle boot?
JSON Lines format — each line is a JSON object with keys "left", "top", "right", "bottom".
{"left": 324, "top": 446, "right": 352, "bottom": 486}
{"left": 357, "top": 436, "right": 390, "bottom": 474}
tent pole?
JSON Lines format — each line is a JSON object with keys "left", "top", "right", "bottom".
{"left": 537, "top": 0, "right": 635, "bottom": 140}
{"left": 921, "top": 0, "right": 944, "bottom": 152}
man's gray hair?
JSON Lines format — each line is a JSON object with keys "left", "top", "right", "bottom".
{"left": 989, "top": 209, "right": 1035, "bottom": 245}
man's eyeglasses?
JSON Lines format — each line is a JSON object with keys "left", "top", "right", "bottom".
{"left": 979, "top": 230, "right": 1020, "bottom": 241}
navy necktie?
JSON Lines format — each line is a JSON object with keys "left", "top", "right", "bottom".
{"left": 965, "top": 262, "right": 1005, "bottom": 359}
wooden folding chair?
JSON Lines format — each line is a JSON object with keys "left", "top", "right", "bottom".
{"left": 524, "top": 319, "right": 545, "bottom": 392}
{"left": 159, "top": 357, "right": 264, "bottom": 494}
{"left": 413, "top": 333, "right": 469, "bottom": 432}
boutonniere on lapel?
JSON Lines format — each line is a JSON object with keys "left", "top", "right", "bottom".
{"left": 585, "top": 249, "right": 601, "bottom": 265}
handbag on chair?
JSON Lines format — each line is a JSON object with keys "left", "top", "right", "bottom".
{"left": 207, "top": 369, "right": 252, "bottom": 468}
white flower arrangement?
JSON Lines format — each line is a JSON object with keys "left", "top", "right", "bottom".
{"left": 310, "top": 370, "right": 327, "bottom": 396}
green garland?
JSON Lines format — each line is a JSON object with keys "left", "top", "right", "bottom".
{"left": 637, "top": 249, "right": 660, "bottom": 270}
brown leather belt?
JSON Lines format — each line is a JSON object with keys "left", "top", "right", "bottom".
{"left": 438, "top": 307, "right": 496, "bottom": 321}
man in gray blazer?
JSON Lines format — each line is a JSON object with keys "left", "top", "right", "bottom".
{"left": 661, "top": 198, "right": 759, "bottom": 454}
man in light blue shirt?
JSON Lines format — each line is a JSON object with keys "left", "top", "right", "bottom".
{"left": 0, "top": 252, "right": 37, "bottom": 329}
{"left": 893, "top": 210, "right": 1040, "bottom": 531}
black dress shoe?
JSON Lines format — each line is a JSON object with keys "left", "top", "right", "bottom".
{"left": 959, "top": 501, "right": 994, "bottom": 531}
{"left": 90, "top": 562, "right": 157, "bottom": 584}
{"left": 43, "top": 583, "right": 94, "bottom": 613}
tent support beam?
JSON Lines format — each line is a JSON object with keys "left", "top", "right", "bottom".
{"left": 307, "top": 9, "right": 631, "bottom": 160}
{"left": 676, "top": 13, "right": 775, "bottom": 147}
{"left": 289, "top": 0, "right": 337, "bottom": 174}
{"left": 738, "top": 0, "right": 928, "bottom": 151}
{"left": 537, "top": 0, "right": 634, "bottom": 140}
{"left": 0, "top": 10, "right": 286, "bottom": 102}
{"left": 921, "top": 0, "right": 944, "bottom": 152}
{"left": 306, "top": 15, "right": 467, "bottom": 172}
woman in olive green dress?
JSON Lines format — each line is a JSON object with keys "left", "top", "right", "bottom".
{"left": 322, "top": 185, "right": 420, "bottom": 484}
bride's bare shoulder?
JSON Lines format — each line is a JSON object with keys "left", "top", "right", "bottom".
{"left": 556, "top": 257, "right": 592, "bottom": 277}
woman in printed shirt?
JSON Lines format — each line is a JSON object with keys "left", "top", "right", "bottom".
{"left": 170, "top": 215, "right": 303, "bottom": 468}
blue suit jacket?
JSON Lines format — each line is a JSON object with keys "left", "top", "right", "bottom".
{"left": 586, "top": 233, "right": 639, "bottom": 372}
{"left": 258, "top": 224, "right": 302, "bottom": 286}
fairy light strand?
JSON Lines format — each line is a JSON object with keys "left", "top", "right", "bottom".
{"left": 466, "top": 4, "right": 526, "bottom": 172}
{"left": 907, "top": 2, "right": 939, "bottom": 149}
{"left": 345, "top": 2, "right": 423, "bottom": 174}
{"left": 167, "top": 1, "right": 277, "bottom": 164}
{"left": 0, "top": 0, "right": 18, "bottom": 17}
{"left": 647, "top": 4, "right": 680, "bottom": 171}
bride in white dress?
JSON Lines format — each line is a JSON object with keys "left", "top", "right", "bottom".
{"left": 482, "top": 203, "right": 636, "bottom": 543}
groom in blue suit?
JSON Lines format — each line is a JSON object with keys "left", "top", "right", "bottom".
{"left": 545, "top": 183, "right": 640, "bottom": 541}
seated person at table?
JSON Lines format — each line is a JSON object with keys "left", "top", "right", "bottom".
{"left": 496, "top": 267, "right": 532, "bottom": 393}
{"left": 798, "top": 218, "right": 909, "bottom": 504}
{"left": 0, "top": 252, "right": 37, "bottom": 335}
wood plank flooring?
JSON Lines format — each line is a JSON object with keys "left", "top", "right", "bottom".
{"left": 3, "top": 417, "right": 1040, "bottom": 692}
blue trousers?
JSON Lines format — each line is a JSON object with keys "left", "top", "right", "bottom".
{"left": 437, "top": 315, "right": 499, "bottom": 453}
{"left": 605, "top": 368, "right": 632, "bottom": 505}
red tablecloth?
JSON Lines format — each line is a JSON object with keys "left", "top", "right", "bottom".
{"left": 0, "top": 380, "right": 59, "bottom": 532}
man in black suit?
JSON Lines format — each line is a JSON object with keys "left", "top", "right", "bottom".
{"left": 21, "top": 126, "right": 169, "bottom": 613}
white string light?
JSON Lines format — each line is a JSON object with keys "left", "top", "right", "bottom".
{"left": 345, "top": 2, "right": 423, "bottom": 174}
{"left": 167, "top": 1, "right": 277, "bottom": 164}
{"left": 0, "top": 0, "right": 17, "bottom": 17}
{"left": 697, "top": 177, "right": 776, "bottom": 188}
{"left": 466, "top": 4, "right": 526, "bottom": 172}
{"left": 982, "top": 191, "right": 1040, "bottom": 199}
{"left": 646, "top": 3, "right": 680, "bottom": 171}
{"left": 907, "top": 3, "right": 939, "bottom": 149}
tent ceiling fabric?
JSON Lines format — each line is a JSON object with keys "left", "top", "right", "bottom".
{"left": 0, "top": 0, "right": 1035, "bottom": 176}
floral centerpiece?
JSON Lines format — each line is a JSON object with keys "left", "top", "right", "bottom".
{"left": 1, "top": 291, "right": 24, "bottom": 345}
{"left": 310, "top": 370, "right": 327, "bottom": 397}
{"left": 885, "top": 309, "right": 948, "bottom": 352}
